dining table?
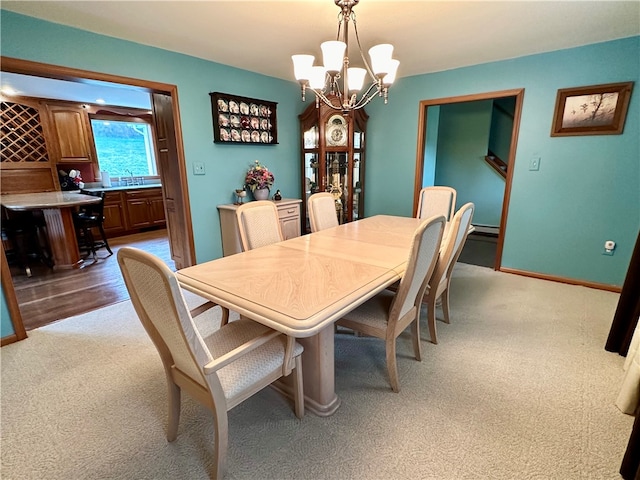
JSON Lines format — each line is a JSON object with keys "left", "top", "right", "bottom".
{"left": 176, "top": 214, "right": 425, "bottom": 416}
{"left": 0, "top": 191, "right": 102, "bottom": 270}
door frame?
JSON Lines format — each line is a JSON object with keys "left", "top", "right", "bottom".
{"left": 0, "top": 56, "right": 195, "bottom": 342}
{"left": 413, "top": 88, "right": 525, "bottom": 270}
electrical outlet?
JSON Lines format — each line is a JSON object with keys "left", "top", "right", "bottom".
{"left": 193, "top": 162, "right": 205, "bottom": 175}
{"left": 529, "top": 157, "right": 540, "bottom": 171}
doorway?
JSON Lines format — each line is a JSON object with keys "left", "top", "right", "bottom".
{"left": 1, "top": 57, "right": 195, "bottom": 340}
{"left": 413, "top": 88, "right": 525, "bottom": 270}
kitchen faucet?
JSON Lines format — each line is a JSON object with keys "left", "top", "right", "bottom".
{"left": 125, "top": 169, "right": 137, "bottom": 185}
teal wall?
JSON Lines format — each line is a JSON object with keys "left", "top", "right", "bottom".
{"left": 422, "top": 105, "right": 439, "bottom": 186}
{"left": 435, "top": 101, "right": 505, "bottom": 227}
{"left": 489, "top": 97, "right": 516, "bottom": 164}
{"left": 1, "top": 10, "right": 638, "bottom": 337}
{"left": 1, "top": 289, "right": 13, "bottom": 337}
{"left": 365, "top": 36, "right": 639, "bottom": 287}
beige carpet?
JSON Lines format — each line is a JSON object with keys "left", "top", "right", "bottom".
{"left": 0, "top": 263, "right": 633, "bottom": 479}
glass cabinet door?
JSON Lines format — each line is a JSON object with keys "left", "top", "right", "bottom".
{"left": 299, "top": 97, "right": 367, "bottom": 232}
{"left": 352, "top": 129, "right": 365, "bottom": 221}
{"left": 325, "top": 152, "right": 349, "bottom": 224}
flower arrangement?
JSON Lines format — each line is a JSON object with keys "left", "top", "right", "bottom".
{"left": 244, "top": 160, "right": 274, "bottom": 192}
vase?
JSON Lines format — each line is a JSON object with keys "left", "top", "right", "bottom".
{"left": 253, "top": 187, "right": 270, "bottom": 201}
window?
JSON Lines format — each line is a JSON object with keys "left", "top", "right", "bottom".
{"left": 90, "top": 116, "right": 157, "bottom": 178}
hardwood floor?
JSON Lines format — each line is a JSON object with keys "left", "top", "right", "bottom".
{"left": 9, "top": 228, "right": 174, "bottom": 331}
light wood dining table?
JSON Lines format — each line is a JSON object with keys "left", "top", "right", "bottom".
{"left": 1, "top": 191, "right": 101, "bottom": 270}
{"left": 177, "top": 214, "right": 424, "bottom": 416}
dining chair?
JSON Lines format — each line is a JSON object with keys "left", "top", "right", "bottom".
{"left": 117, "top": 247, "right": 304, "bottom": 480}
{"left": 308, "top": 192, "right": 339, "bottom": 232}
{"left": 422, "top": 202, "right": 475, "bottom": 345}
{"left": 416, "top": 186, "right": 457, "bottom": 222}
{"left": 73, "top": 191, "right": 113, "bottom": 259}
{"left": 235, "top": 200, "right": 283, "bottom": 251}
{"left": 335, "top": 214, "right": 446, "bottom": 392}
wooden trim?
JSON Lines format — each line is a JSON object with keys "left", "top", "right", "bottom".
{"left": 484, "top": 154, "right": 507, "bottom": 179}
{"left": 167, "top": 88, "right": 196, "bottom": 264}
{"left": 0, "top": 56, "right": 197, "bottom": 341}
{"left": 500, "top": 267, "right": 622, "bottom": 293}
{"left": 413, "top": 88, "right": 525, "bottom": 272}
{"left": 495, "top": 90, "right": 524, "bottom": 270}
{"left": 1, "top": 247, "right": 27, "bottom": 345}
{"left": 1, "top": 57, "right": 172, "bottom": 94}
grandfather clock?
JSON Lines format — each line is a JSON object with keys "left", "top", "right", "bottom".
{"left": 299, "top": 95, "right": 368, "bottom": 233}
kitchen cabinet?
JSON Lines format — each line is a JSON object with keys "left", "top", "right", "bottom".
{"left": 299, "top": 94, "right": 367, "bottom": 233}
{"left": 102, "top": 191, "right": 127, "bottom": 235}
{"left": 217, "top": 198, "right": 302, "bottom": 256}
{"left": 125, "top": 188, "right": 166, "bottom": 229}
{"left": 47, "top": 104, "right": 97, "bottom": 164}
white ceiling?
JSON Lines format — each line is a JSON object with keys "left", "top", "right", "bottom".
{"left": 2, "top": 1, "right": 639, "bottom": 107}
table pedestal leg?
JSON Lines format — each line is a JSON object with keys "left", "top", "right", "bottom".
{"left": 42, "top": 208, "right": 83, "bottom": 270}
{"left": 273, "top": 324, "right": 341, "bottom": 416}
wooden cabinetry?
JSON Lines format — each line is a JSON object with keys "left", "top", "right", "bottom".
{"left": 299, "top": 95, "right": 367, "bottom": 233}
{"left": 0, "top": 96, "right": 59, "bottom": 194}
{"left": 124, "top": 189, "right": 166, "bottom": 229}
{"left": 102, "top": 191, "right": 127, "bottom": 235}
{"left": 88, "top": 187, "right": 165, "bottom": 237}
{"left": 47, "top": 104, "right": 97, "bottom": 163}
{"left": 218, "top": 198, "right": 302, "bottom": 256}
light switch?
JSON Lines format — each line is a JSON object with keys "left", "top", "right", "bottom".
{"left": 529, "top": 157, "right": 540, "bottom": 171}
{"left": 193, "top": 162, "right": 205, "bottom": 175}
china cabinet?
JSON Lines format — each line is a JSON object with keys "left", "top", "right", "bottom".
{"left": 298, "top": 95, "right": 367, "bottom": 233}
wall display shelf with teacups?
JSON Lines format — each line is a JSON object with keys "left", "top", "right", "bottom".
{"left": 210, "top": 92, "right": 278, "bottom": 144}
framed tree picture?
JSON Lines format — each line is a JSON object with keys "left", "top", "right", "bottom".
{"left": 209, "top": 92, "right": 278, "bottom": 144}
{"left": 550, "top": 82, "right": 634, "bottom": 136}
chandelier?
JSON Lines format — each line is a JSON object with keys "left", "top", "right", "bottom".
{"left": 291, "top": 0, "right": 399, "bottom": 112}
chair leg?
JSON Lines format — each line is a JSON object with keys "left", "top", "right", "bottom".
{"left": 292, "top": 355, "right": 304, "bottom": 419}
{"left": 220, "top": 307, "right": 230, "bottom": 327}
{"left": 212, "top": 403, "right": 229, "bottom": 480}
{"left": 427, "top": 296, "right": 438, "bottom": 345}
{"left": 166, "top": 380, "right": 181, "bottom": 442}
{"left": 98, "top": 224, "right": 113, "bottom": 255}
{"left": 385, "top": 337, "right": 400, "bottom": 393}
{"left": 441, "top": 287, "right": 451, "bottom": 324}
{"left": 80, "top": 226, "right": 98, "bottom": 259}
{"left": 411, "top": 318, "right": 422, "bottom": 362}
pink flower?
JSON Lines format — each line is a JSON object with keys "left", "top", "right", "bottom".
{"left": 244, "top": 160, "right": 274, "bottom": 191}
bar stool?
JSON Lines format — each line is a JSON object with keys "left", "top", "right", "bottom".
{"left": 2, "top": 210, "right": 53, "bottom": 277}
{"left": 73, "top": 192, "right": 113, "bottom": 260}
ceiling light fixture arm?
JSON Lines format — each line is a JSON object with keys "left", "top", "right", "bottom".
{"left": 292, "top": 0, "right": 399, "bottom": 113}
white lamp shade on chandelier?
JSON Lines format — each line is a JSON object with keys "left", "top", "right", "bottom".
{"left": 291, "top": 0, "right": 399, "bottom": 112}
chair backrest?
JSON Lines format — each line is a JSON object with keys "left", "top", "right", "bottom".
{"left": 117, "top": 247, "right": 218, "bottom": 393}
{"left": 79, "top": 191, "right": 106, "bottom": 221}
{"left": 430, "top": 202, "right": 475, "bottom": 293}
{"left": 390, "top": 215, "right": 446, "bottom": 321}
{"left": 416, "top": 186, "right": 457, "bottom": 222}
{"left": 235, "top": 201, "right": 284, "bottom": 251}
{"left": 308, "top": 192, "right": 339, "bottom": 232}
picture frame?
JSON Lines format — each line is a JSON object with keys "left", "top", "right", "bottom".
{"left": 209, "top": 92, "right": 278, "bottom": 144}
{"left": 550, "top": 82, "right": 634, "bottom": 137}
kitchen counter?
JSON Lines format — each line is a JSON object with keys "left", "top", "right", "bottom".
{"left": 82, "top": 184, "right": 162, "bottom": 193}
{"left": 0, "top": 192, "right": 102, "bottom": 270}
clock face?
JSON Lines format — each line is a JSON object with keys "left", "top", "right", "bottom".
{"left": 326, "top": 114, "right": 347, "bottom": 146}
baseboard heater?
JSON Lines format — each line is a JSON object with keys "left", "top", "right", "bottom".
{"left": 471, "top": 225, "right": 500, "bottom": 235}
